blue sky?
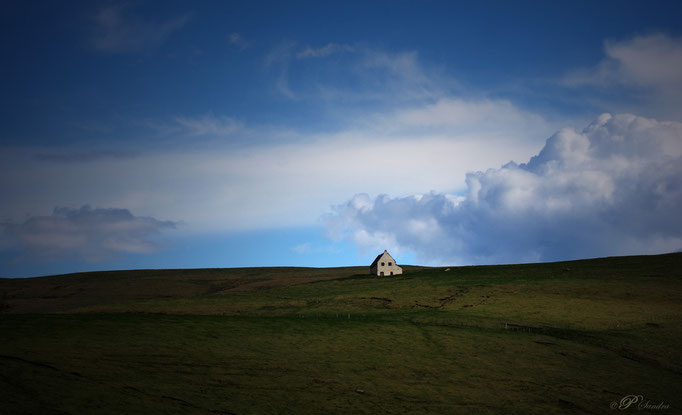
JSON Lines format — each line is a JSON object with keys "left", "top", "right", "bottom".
{"left": 2, "top": 1, "right": 682, "bottom": 277}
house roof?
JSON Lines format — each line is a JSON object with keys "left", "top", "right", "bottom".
{"left": 370, "top": 250, "right": 394, "bottom": 267}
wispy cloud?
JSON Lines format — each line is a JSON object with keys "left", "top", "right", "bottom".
{"left": 565, "top": 33, "right": 682, "bottom": 90}
{"left": 264, "top": 40, "right": 296, "bottom": 66}
{"left": 1, "top": 32, "right": 560, "bottom": 237}
{"left": 563, "top": 33, "right": 682, "bottom": 118}
{"left": 358, "top": 50, "right": 445, "bottom": 99}
{"left": 34, "top": 150, "right": 136, "bottom": 163}
{"left": 325, "top": 113, "right": 682, "bottom": 265}
{"left": 392, "top": 98, "right": 548, "bottom": 135}
{"left": 1, "top": 205, "right": 177, "bottom": 262}
{"left": 0, "top": 46, "right": 555, "bottom": 237}
{"left": 175, "top": 114, "right": 244, "bottom": 136}
{"left": 228, "top": 32, "right": 252, "bottom": 50}
{"left": 291, "top": 242, "right": 341, "bottom": 255}
{"left": 296, "top": 43, "right": 354, "bottom": 59}
{"left": 0, "top": 102, "right": 549, "bottom": 233}
{"left": 264, "top": 40, "right": 298, "bottom": 99}
{"left": 91, "top": 4, "right": 191, "bottom": 53}
{"left": 265, "top": 43, "right": 456, "bottom": 103}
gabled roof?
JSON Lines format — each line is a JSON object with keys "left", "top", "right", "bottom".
{"left": 370, "top": 250, "right": 394, "bottom": 267}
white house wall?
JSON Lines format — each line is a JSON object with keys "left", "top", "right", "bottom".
{"left": 371, "top": 252, "right": 403, "bottom": 276}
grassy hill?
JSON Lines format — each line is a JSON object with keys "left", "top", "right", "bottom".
{"left": 1, "top": 254, "right": 680, "bottom": 414}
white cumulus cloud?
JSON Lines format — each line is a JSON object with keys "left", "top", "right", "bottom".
{"left": 325, "top": 113, "right": 682, "bottom": 265}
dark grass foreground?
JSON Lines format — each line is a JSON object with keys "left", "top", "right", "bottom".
{"left": 1, "top": 254, "right": 681, "bottom": 414}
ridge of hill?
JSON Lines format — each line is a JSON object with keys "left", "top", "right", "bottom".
{"left": 0, "top": 266, "right": 373, "bottom": 313}
{"left": 1, "top": 254, "right": 679, "bottom": 318}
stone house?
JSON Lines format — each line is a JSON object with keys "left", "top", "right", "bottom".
{"left": 370, "top": 250, "right": 403, "bottom": 276}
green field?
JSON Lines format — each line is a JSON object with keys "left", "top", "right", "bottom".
{"left": 1, "top": 254, "right": 681, "bottom": 414}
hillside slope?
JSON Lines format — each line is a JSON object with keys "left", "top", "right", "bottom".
{"left": 0, "top": 266, "right": 419, "bottom": 313}
{"left": 1, "top": 254, "right": 680, "bottom": 414}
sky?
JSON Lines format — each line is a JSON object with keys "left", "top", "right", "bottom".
{"left": 2, "top": 1, "right": 682, "bottom": 277}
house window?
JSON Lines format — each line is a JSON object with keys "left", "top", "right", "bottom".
{"left": 381, "top": 262, "right": 385, "bottom": 266}
{"left": 388, "top": 262, "right": 392, "bottom": 266}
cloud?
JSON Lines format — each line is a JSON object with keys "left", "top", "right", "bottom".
{"left": 264, "top": 40, "right": 296, "bottom": 66}
{"left": 265, "top": 43, "right": 456, "bottom": 102}
{"left": 91, "top": 4, "right": 190, "bottom": 53}
{"left": 34, "top": 150, "right": 136, "bottom": 163}
{"left": 603, "top": 34, "right": 682, "bottom": 90}
{"left": 563, "top": 34, "right": 682, "bottom": 118}
{"left": 296, "top": 43, "right": 354, "bottom": 59}
{"left": 392, "top": 98, "right": 548, "bottom": 135}
{"left": 0, "top": 96, "right": 552, "bottom": 235}
{"left": 264, "top": 41, "right": 297, "bottom": 99}
{"left": 1, "top": 206, "right": 176, "bottom": 262}
{"left": 325, "top": 113, "right": 682, "bottom": 265}
{"left": 291, "top": 242, "right": 341, "bottom": 255}
{"left": 228, "top": 33, "right": 251, "bottom": 50}
{"left": 291, "top": 242, "right": 313, "bottom": 254}
{"left": 174, "top": 114, "right": 243, "bottom": 136}
{"left": 359, "top": 50, "right": 444, "bottom": 99}
{"left": 310, "top": 48, "right": 454, "bottom": 104}
{"left": 566, "top": 34, "right": 682, "bottom": 90}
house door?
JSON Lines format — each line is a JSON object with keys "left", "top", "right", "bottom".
{"left": 380, "top": 272, "right": 384, "bottom": 276}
